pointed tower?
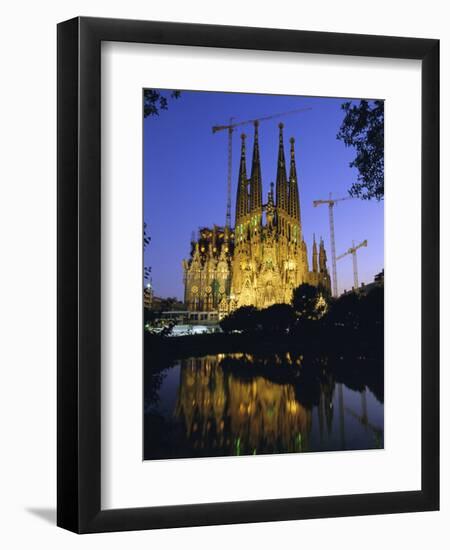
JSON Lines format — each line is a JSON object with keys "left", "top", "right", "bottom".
{"left": 193, "top": 241, "right": 201, "bottom": 263}
{"left": 235, "top": 133, "right": 248, "bottom": 225}
{"left": 312, "top": 234, "right": 318, "bottom": 273}
{"left": 319, "top": 237, "right": 327, "bottom": 273}
{"left": 249, "top": 121, "right": 263, "bottom": 214}
{"left": 288, "top": 137, "right": 301, "bottom": 223}
{"left": 266, "top": 182, "right": 275, "bottom": 228}
{"left": 275, "top": 123, "right": 288, "bottom": 213}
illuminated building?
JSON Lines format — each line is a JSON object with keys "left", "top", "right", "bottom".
{"left": 183, "top": 122, "right": 331, "bottom": 315}
{"left": 143, "top": 282, "right": 153, "bottom": 309}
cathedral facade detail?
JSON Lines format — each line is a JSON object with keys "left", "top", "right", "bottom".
{"left": 183, "top": 122, "right": 330, "bottom": 316}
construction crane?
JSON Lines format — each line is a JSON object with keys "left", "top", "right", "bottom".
{"left": 212, "top": 107, "right": 312, "bottom": 230}
{"left": 313, "top": 194, "right": 353, "bottom": 297}
{"left": 336, "top": 239, "right": 368, "bottom": 291}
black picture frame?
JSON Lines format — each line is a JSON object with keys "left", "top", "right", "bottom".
{"left": 57, "top": 16, "right": 439, "bottom": 533}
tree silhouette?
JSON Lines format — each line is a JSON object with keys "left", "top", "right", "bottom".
{"left": 337, "top": 99, "right": 384, "bottom": 200}
{"left": 359, "top": 285, "right": 384, "bottom": 330}
{"left": 143, "top": 89, "right": 181, "bottom": 118}
{"left": 292, "top": 283, "right": 326, "bottom": 320}
{"left": 259, "top": 304, "right": 297, "bottom": 333}
{"left": 220, "top": 306, "right": 260, "bottom": 333}
{"left": 326, "top": 291, "right": 361, "bottom": 329}
{"left": 144, "top": 222, "right": 151, "bottom": 282}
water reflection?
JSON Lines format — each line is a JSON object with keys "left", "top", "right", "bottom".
{"left": 175, "top": 357, "right": 313, "bottom": 455}
{"left": 144, "top": 353, "right": 383, "bottom": 460}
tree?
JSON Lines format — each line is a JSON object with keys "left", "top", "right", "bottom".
{"left": 157, "top": 297, "right": 184, "bottom": 312}
{"left": 259, "top": 304, "right": 297, "bottom": 333}
{"left": 143, "top": 89, "right": 181, "bottom": 118}
{"left": 337, "top": 100, "right": 384, "bottom": 200}
{"left": 220, "top": 306, "right": 260, "bottom": 333}
{"left": 326, "top": 291, "right": 361, "bottom": 329}
{"left": 144, "top": 222, "right": 151, "bottom": 282}
{"left": 292, "top": 284, "right": 327, "bottom": 320}
{"left": 359, "top": 285, "right": 384, "bottom": 328}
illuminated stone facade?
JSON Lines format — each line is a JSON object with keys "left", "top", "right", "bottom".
{"left": 183, "top": 122, "right": 330, "bottom": 314}
{"left": 174, "top": 355, "right": 315, "bottom": 455}
{"left": 182, "top": 226, "right": 233, "bottom": 313}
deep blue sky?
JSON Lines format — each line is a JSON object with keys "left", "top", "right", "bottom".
{"left": 144, "top": 90, "right": 383, "bottom": 300}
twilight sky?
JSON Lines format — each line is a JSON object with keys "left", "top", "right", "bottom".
{"left": 144, "top": 90, "right": 384, "bottom": 301}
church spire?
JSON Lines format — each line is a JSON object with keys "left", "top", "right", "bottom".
{"left": 289, "top": 137, "right": 301, "bottom": 222}
{"left": 250, "top": 121, "right": 262, "bottom": 212}
{"left": 312, "top": 234, "right": 318, "bottom": 273}
{"left": 266, "top": 182, "right": 275, "bottom": 228}
{"left": 276, "top": 123, "right": 288, "bottom": 212}
{"left": 319, "top": 237, "right": 327, "bottom": 273}
{"left": 235, "top": 133, "right": 248, "bottom": 224}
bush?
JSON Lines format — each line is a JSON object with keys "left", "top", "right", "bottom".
{"left": 259, "top": 303, "right": 297, "bottom": 333}
{"left": 326, "top": 291, "right": 361, "bottom": 329}
{"left": 220, "top": 306, "right": 260, "bottom": 333}
{"left": 292, "top": 283, "right": 329, "bottom": 320}
{"left": 324, "top": 284, "right": 384, "bottom": 331}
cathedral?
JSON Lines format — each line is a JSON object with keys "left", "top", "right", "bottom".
{"left": 183, "top": 121, "right": 330, "bottom": 316}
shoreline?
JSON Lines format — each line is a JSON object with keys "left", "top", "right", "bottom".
{"left": 144, "top": 329, "right": 384, "bottom": 403}
{"left": 144, "top": 327, "right": 383, "bottom": 360}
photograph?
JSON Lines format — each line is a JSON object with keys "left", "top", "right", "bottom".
{"left": 0, "top": 0, "right": 441, "bottom": 541}
{"left": 143, "top": 89, "right": 384, "bottom": 460}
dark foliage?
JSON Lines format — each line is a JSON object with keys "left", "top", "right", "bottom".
{"left": 326, "top": 291, "right": 361, "bottom": 329}
{"left": 158, "top": 297, "right": 185, "bottom": 311}
{"left": 326, "top": 285, "right": 384, "bottom": 332}
{"left": 144, "top": 308, "right": 159, "bottom": 325}
{"left": 144, "top": 222, "right": 151, "bottom": 281}
{"left": 218, "top": 286, "right": 381, "bottom": 357}
{"left": 220, "top": 305, "right": 260, "bottom": 333}
{"left": 361, "top": 285, "right": 384, "bottom": 326}
{"left": 143, "top": 222, "right": 151, "bottom": 249}
{"left": 259, "top": 303, "right": 297, "bottom": 333}
{"left": 144, "top": 369, "right": 167, "bottom": 411}
{"left": 143, "top": 89, "right": 181, "bottom": 118}
{"left": 337, "top": 99, "right": 384, "bottom": 200}
{"left": 292, "top": 283, "right": 328, "bottom": 320}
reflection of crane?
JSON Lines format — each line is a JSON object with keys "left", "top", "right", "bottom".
{"left": 212, "top": 107, "right": 312, "bottom": 229}
{"left": 336, "top": 239, "right": 368, "bottom": 291}
{"left": 345, "top": 390, "right": 383, "bottom": 443}
{"left": 312, "top": 195, "right": 353, "bottom": 297}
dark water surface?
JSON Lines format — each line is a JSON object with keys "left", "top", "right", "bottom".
{"left": 144, "top": 353, "right": 384, "bottom": 460}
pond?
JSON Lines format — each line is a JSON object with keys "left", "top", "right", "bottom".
{"left": 144, "top": 352, "right": 384, "bottom": 460}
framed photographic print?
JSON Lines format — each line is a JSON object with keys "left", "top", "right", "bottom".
{"left": 57, "top": 17, "right": 439, "bottom": 533}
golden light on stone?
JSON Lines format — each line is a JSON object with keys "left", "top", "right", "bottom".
{"left": 174, "top": 356, "right": 313, "bottom": 454}
{"left": 183, "top": 125, "right": 331, "bottom": 313}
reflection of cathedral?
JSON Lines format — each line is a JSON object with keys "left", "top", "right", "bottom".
{"left": 183, "top": 122, "right": 331, "bottom": 314}
{"left": 174, "top": 355, "right": 313, "bottom": 455}
{"left": 143, "top": 354, "right": 382, "bottom": 459}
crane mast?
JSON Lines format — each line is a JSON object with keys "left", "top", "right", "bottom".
{"left": 328, "top": 203, "right": 337, "bottom": 298}
{"left": 352, "top": 244, "right": 359, "bottom": 290}
{"left": 213, "top": 107, "right": 312, "bottom": 229}
{"left": 225, "top": 120, "right": 233, "bottom": 230}
{"left": 336, "top": 239, "right": 368, "bottom": 291}
{"left": 313, "top": 195, "right": 353, "bottom": 297}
